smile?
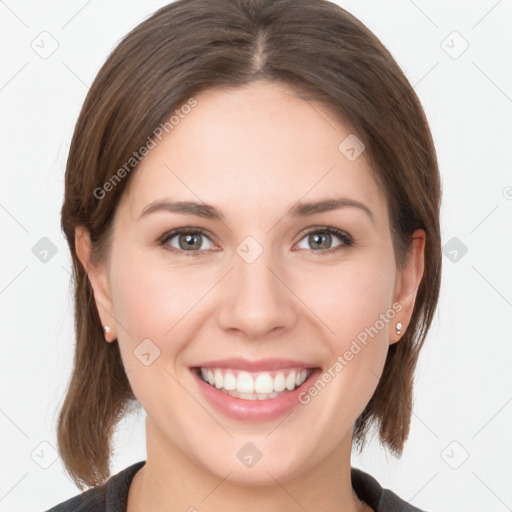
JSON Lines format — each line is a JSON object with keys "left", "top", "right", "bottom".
{"left": 196, "top": 367, "right": 313, "bottom": 400}
{"left": 190, "top": 358, "right": 322, "bottom": 421}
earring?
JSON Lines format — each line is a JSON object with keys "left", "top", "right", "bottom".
{"left": 103, "top": 325, "right": 112, "bottom": 341}
{"left": 395, "top": 322, "right": 403, "bottom": 335}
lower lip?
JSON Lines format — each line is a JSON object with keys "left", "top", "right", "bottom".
{"left": 190, "top": 368, "right": 322, "bottom": 422}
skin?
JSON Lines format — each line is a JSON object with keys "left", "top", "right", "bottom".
{"left": 75, "top": 80, "right": 425, "bottom": 512}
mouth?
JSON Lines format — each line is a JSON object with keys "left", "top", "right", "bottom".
{"left": 189, "top": 357, "right": 323, "bottom": 421}
{"left": 192, "top": 366, "right": 316, "bottom": 401}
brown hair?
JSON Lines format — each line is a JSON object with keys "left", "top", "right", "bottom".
{"left": 58, "top": 0, "right": 441, "bottom": 489}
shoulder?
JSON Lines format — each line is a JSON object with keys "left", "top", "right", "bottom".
{"left": 43, "top": 461, "right": 146, "bottom": 512}
{"left": 351, "top": 467, "right": 429, "bottom": 512}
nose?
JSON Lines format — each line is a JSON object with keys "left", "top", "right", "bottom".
{"left": 216, "top": 246, "right": 298, "bottom": 340}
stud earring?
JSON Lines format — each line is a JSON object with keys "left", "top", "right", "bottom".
{"left": 395, "top": 322, "right": 403, "bottom": 335}
{"left": 103, "top": 325, "right": 112, "bottom": 341}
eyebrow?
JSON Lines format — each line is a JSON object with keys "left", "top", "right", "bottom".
{"left": 139, "top": 197, "right": 375, "bottom": 224}
{"left": 288, "top": 198, "right": 374, "bottom": 223}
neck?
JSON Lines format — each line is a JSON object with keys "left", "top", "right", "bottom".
{"left": 127, "top": 417, "right": 369, "bottom": 512}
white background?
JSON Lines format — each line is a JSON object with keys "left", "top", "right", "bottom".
{"left": 0, "top": 1, "right": 511, "bottom": 511}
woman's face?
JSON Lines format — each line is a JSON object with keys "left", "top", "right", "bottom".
{"left": 80, "top": 80, "right": 424, "bottom": 485}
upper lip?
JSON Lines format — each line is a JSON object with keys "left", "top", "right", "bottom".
{"left": 191, "top": 358, "right": 319, "bottom": 372}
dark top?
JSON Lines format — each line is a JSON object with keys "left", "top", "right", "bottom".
{"left": 44, "top": 461, "right": 427, "bottom": 512}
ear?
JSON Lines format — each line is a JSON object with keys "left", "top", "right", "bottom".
{"left": 74, "top": 225, "right": 116, "bottom": 342}
{"left": 390, "top": 228, "right": 426, "bottom": 344}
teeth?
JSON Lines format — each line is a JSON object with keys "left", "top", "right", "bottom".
{"left": 214, "top": 369, "right": 223, "bottom": 389}
{"left": 255, "top": 373, "right": 273, "bottom": 394}
{"left": 274, "top": 373, "right": 286, "bottom": 392}
{"left": 237, "top": 371, "right": 254, "bottom": 393}
{"left": 223, "top": 372, "right": 237, "bottom": 390}
{"left": 198, "top": 367, "right": 311, "bottom": 398}
{"left": 286, "top": 372, "right": 296, "bottom": 391}
{"left": 236, "top": 392, "right": 257, "bottom": 400}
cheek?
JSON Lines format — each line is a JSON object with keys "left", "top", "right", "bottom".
{"left": 295, "top": 250, "right": 396, "bottom": 344}
{"left": 108, "top": 251, "right": 200, "bottom": 419}
{"left": 110, "top": 249, "right": 211, "bottom": 343}
{"left": 294, "top": 254, "right": 395, "bottom": 412}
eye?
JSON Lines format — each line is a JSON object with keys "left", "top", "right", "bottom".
{"left": 159, "top": 226, "right": 353, "bottom": 257}
{"left": 160, "top": 228, "right": 215, "bottom": 255}
{"left": 295, "top": 227, "right": 353, "bottom": 254}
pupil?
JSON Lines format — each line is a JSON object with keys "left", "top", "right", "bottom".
{"left": 311, "top": 232, "right": 330, "bottom": 250}
{"left": 181, "top": 233, "right": 200, "bottom": 250}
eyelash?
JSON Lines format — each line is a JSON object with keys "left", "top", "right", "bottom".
{"left": 159, "top": 226, "right": 353, "bottom": 257}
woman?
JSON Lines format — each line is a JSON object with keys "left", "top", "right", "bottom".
{"left": 47, "top": 0, "right": 441, "bottom": 510}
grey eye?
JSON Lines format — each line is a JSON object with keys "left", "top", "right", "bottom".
{"left": 165, "top": 231, "right": 214, "bottom": 251}
{"left": 297, "top": 230, "right": 345, "bottom": 251}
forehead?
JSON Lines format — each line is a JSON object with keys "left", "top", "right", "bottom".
{"left": 121, "top": 81, "right": 387, "bottom": 224}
